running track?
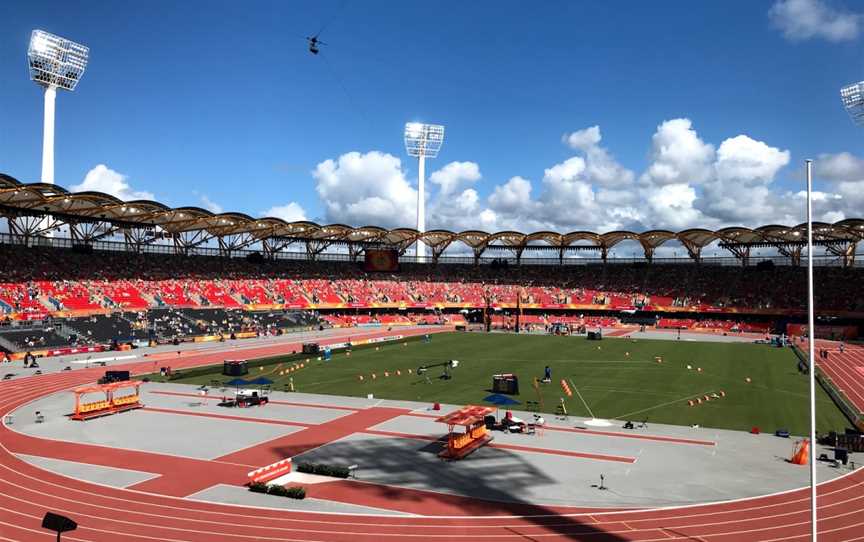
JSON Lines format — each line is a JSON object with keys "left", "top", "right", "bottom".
{"left": 812, "top": 341, "right": 864, "bottom": 426}
{"left": 1, "top": 330, "right": 864, "bottom": 541}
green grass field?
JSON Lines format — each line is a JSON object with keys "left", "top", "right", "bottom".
{"left": 159, "top": 332, "right": 851, "bottom": 435}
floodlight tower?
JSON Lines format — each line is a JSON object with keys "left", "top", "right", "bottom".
{"left": 840, "top": 81, "right": 864, "bottom": 126}
{"left": 404, "top": 122, "right": 445, "bottom": 260}
{"left": 28, "top": 29, "right": 89, "bottom": 184}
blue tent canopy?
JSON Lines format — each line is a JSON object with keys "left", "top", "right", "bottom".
{"left": 225, "top": 378, "right": 250, "bottom": 386}
{"left": 247, "top": 377, "right": 274, "bottom": 386}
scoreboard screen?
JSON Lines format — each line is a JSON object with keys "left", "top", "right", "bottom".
{"left": 364, "top": 249, "right": 399, "bottom": 272}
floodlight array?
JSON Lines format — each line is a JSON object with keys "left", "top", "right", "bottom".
{"left": 404, "top": 123, "right": 445, "bottom": 158}
{"left": 28, "top": 30, "right": 89, "bottom": 91}
{"left": 840, "top": 82, "right": 864, "bottom": 126}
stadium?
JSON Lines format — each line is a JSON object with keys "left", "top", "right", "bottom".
{"left": 3, "top": 4, "right": 864, "bottom": 542}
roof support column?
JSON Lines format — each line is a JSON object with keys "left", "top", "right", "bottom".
{"left": 473, "top": 246, "right": 485, "bottom": 266}
{"left": 776, "top": 244, "right": 803, "bottom": 266}
{"left": 641, "top": 244, "right": 654, "bottom": 264}
{"left": 262, "top": 238, "right": 274, "bottom": 259}
{"left": 680, "top": 240, "right": 703, "bottom": 263}
{"left": 348, "top": 242, "right": 364, "bottom": 263}
{"left": 826, "top": 241, "right": 857, "bottom": 268}
{"left": 304, "top": 239, "right": 331, "bottom": 262}
{"left": 430, "top": 243, "right": 448, "bottom": 265}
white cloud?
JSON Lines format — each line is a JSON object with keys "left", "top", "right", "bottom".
{"left": 563, "top": 126, "right": 634, "bottom": 187}
{"left": 488, "top": 176, "right": 535, "bottom": 216}
{"left": 769, "top": 0, "right": 860, "bottom": 42}
{"left": 429, "top": 161, "right": 481, "bottom": 196}
{"left": 303, "top": 122, "right": 858, "bottom": 236}
{"left": 814, "top": 151, "right": 864, "bottom": 181}
{"left": 644, "top": 183, "right": 705, "bottom": 230}
{"left": 70, "top": 164, "right": 154, "bottom": 201}
{"left": 563, "top": 126, "right": 602, "bottom": 151}
{"left": 697, "top": 135, "right": 791, "bottom": 223}
{"left": 313, "top": 151, "right": 417, "bottom": 228}
{"left": 263, "top": 202, "right": 307, "bottom": 222}
{"left": 429, "top": 188, "right": 485, "bottom": 232}
{"left": 199, "top": 195, "right": 223, "bottom": 214}
{"left": 715, "top": 135, "right": 790, "bottom": 183}
{"left": 640, "top": 119, "right": 715, "bottom": 187}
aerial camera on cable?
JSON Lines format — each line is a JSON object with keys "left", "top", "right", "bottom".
{"left": 306, "top": 35, "right": 326, "bottom": 55}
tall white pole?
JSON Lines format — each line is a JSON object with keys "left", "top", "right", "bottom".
{"left": 806, "top": 159, "right": 818, "bottom": 542}
{"left": 416, "top": 154, "right": 426, "bottom": 260}
{"left": 41, "top": 86, "right": 57, "bottom": 184}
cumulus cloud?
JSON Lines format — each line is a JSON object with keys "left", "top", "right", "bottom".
{"left": 305, "top": 120, "right": 856, "bottom": 236}
{"left": 698, "top": 135, "right": 791, "bottom": 223}
{"left": 263, "top": 202, "right": 307, "bottom": 222}
{"left": 489, "top": 176, "right": 535, "bottom": 216}
{"left": 199, "top": 195, "right": 223, "bottom": 214}
{"left": 814, "top": 151, "right": 864, "bottom": 181}
{"left": 563, "top": 126, "right": 634, "bottom": 187}
{"left": 806, "top": 151, "right": 864, "bottom": 218}
{"left": 429, "top": 161, "right": 481, "bottom": 196}
{"left": 70, "top": 164, "right": 154, "bottom": 201}
{"left": 313, "top": 151, "right": 417, "bottom": 228}
{"left": 769, "top": 0, "right": 860, "bottom": 42}
{"left": 640, "top": 119, "right": 715, "bottom": 187}
{"left": 563, "top": 126, "right": 602, "bottom": 150}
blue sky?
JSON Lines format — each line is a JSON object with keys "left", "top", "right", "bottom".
{"left": 2, "top": 0, "right": 864, "bottom": 234}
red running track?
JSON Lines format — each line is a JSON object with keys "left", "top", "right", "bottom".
{"left": 1, "top": 329, "right": 864, "bottom": 541}
{"left": 813, "top": 341, "right": 864, "bottom": 419}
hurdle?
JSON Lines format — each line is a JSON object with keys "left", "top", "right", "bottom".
{"left": 248, "top": 458, "right": 292, "bottom": 484}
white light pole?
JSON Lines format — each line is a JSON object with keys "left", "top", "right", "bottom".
{"left": 805, "top": 159, "right": 818, "bottom": 542}
{"left": 28, "top": 29, "right": 89, "bottom": 184}
{"left": 404, "top": 122, "right": 445, "bottom": 260}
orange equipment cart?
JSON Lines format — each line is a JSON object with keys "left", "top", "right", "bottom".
{"left": 436, "top": 405, "right": 495, "bottom": 460}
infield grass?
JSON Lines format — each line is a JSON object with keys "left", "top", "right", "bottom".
{"left": 159, "top": 331, "right": 850, "bottom": 435}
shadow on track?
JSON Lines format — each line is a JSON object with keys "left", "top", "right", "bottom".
{"left": 274, "top": 436, "right": 635, "bottom": 541}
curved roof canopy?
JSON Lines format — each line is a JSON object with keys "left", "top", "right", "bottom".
{"left": 1, "top": 175, "right": 862, "bottom": 255}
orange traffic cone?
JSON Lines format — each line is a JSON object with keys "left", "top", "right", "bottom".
{"left": 791, "top": 439, "right": 810, "bottom": 465}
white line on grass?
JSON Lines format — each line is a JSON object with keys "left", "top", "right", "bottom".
{"left": 569, "top": 378, "right": 596, "bottom": 419}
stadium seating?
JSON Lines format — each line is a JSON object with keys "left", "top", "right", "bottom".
{"left": 0, "top": 328, "right": 75, "bottom": 351}
{"left": 0, "top": 245, "right": 860, "bottom": 347}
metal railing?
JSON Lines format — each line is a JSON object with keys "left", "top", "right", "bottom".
{"left": 0, "top": 232, "right": 859, "bottom": 268}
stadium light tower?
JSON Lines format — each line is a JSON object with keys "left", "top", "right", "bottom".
{"left": 28, "top": 29, "right": 89, "bottom": 184}
{"left": 840, "top": 81, "right": 864, "bottom": 126}
{"left": 404, "top": 122, "right": 445, "bottom": 260}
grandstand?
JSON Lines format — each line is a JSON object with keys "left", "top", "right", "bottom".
{"left": 1, "top": 190, "right": 863, "bottom": 355}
